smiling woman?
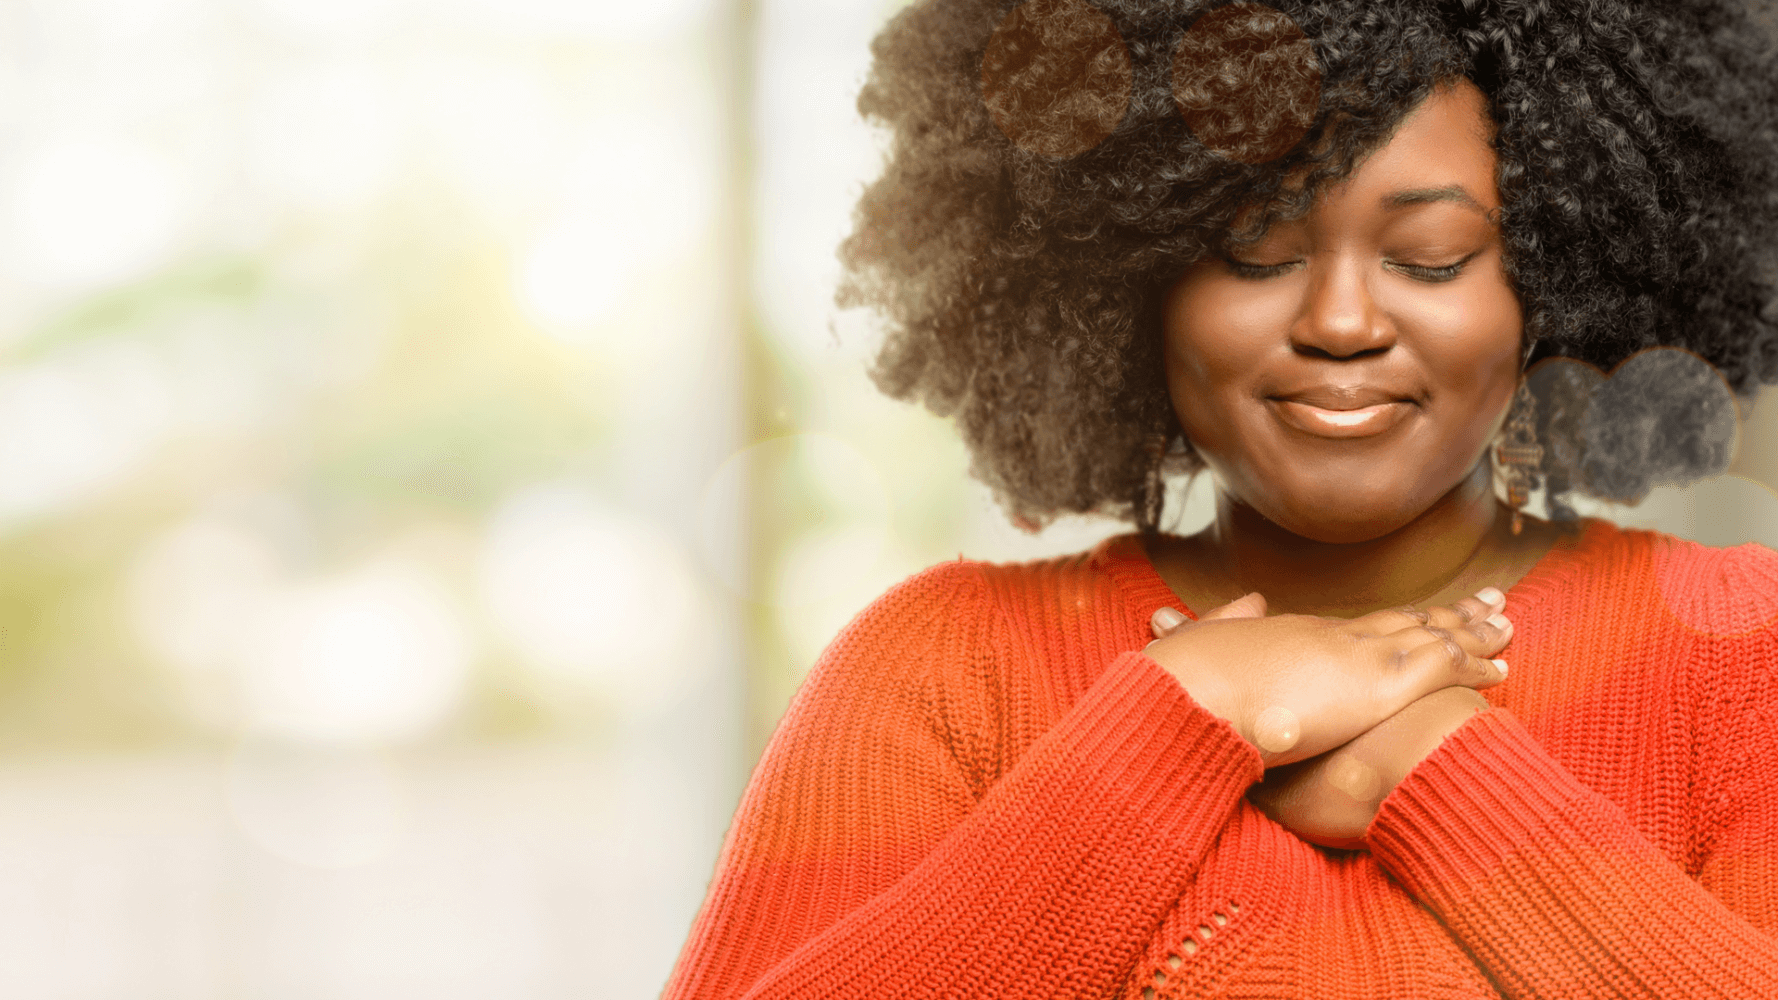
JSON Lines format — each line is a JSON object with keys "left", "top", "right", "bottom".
{"left": 1164, "top": 82, "right": 1521, "bottom": 544}
{"left": 1154, "top": 80, "right": 1543, "bottom": 610}
{"left": 665, "top": 1, "right": 1778, "bottom": 998}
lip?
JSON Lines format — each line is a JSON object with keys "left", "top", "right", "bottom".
{"left": 1269, "top": 396, "right": 1417, "bottom": 438}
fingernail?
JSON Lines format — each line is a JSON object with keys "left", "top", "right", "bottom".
{"left": 1475, "top": 587, "right": 1505, "bottom": 606}
{"left": 1486, "top": 613, "right": 1512, "bottom": 635}
{"left": 1153, "top": 607, "right": 1186, "bottom": 630}
{"left": 1492, "top": 658, "right": 1509, "bottom": 678}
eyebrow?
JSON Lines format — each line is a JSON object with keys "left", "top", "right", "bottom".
{"left": 1383, "top": 185, "right": 1487, "bottom": 213}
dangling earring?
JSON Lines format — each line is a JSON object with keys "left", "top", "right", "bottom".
{"left": 1493, "top": 379, "right": 1544, "bottom": 535}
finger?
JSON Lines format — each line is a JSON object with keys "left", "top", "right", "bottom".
{"left": 1150, "top": 606, "right": 1188, "bottom": 639}
{"left": 1349, "top": 604, "right": 1430, "bottom": 637}
{"left": 1467, "top": 610, "right": 1514, "bottom": 652}
{"left": 1394, "top": 630, "right": 1510, "bottom": 694}
{"left": 1199, "top": 591, "right": 1266, "bottom": 621}
{"left": 1388, "top": 605, "right": 1512, "bottom": 659}
{"left": 1423, "top": 586, "right": 1507, "bottom": 630}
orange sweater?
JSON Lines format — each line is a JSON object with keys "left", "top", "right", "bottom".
{"left": 663, "top": 520, "right": 1778, "bottom": 999}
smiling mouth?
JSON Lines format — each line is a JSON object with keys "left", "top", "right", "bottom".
{"left": 1270, "top": 398, "right": 1415, "bottom": 438}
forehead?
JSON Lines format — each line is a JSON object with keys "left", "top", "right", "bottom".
{"left": 1223, "top": 79, "right": 1500, "bottom": 244}
{"left": 1322, "top": 80, "right": 1501, "bottom": 211}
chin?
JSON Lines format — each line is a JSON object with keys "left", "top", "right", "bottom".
{"left": 1250, "top": 485, "right": 1436, "bottom": 545}
{"left": 1224, "top": 442, "right": 1490, "bottom": 544}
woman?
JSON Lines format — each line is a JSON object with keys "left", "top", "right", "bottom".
{"left": 666, "top": 1, "right": 1778, "bottom": 997}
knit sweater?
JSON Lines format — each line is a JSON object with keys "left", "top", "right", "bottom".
{"left": 662, "top": 519, "right": 1778, "bottom": 999}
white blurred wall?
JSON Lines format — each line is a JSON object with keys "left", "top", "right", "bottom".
{"left": 0, "top": 1, "right": 746, "bottom": 996}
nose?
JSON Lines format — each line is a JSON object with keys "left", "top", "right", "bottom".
{"left": 1290, "top": 259, "right": 1395, "bottom": 359}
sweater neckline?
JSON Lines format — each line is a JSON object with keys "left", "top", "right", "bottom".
{"left": 1092, "top": 516, "right": 1620, "bottom": 625}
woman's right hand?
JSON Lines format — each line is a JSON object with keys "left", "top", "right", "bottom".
{"left": 1144, "top": 590, "right": 1511, "bottom": 766}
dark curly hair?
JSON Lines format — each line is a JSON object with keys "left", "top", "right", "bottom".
{"left": 837, "top": 0, "right": 1778, "bottom": 530}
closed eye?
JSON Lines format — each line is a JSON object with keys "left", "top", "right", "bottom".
{"left": 1224, "top": 251, "right": 1481, "bottom": 282}
{"left": 1385, "top": 252, "right": 1480, "bottom": 283}
{"left": 1223, "top": 258, "right": 1301, "bottom": 280}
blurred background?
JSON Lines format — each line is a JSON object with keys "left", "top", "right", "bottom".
{"left": 0, "top": 0, "right": 1775, "bottom": 996}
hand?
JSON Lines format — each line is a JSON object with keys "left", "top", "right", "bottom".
{"left": 1144, "top": 589, "right": 1510, "bottom": 766}
{"left": 1245, "top": 686, "right": 1493, "bottom": 849}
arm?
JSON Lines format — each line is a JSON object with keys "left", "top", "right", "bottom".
{"left": 1196, "top": 558, "right": 1778, "bottom": 997}
{"left": 1366, "top": 705, "right": 1778, "bottom": 999}
{"left": 661, "top": 563, "right": 1262, "bottom": 1000}
{"left": 1696, "top": 699, "right": 1778, "bottom": 933}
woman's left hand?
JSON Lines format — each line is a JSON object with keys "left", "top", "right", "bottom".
{"left": 1150, "top": 604, "right": 1500, "bottom": 849}
{"left": 1243, "top": 686, "right": 1491, "bottom": 849}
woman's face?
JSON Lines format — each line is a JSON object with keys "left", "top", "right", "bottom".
{"left": 1163, "top": 79, "right": 1523, "bottom": 544}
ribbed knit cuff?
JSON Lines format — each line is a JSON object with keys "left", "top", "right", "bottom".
{"left": 1047, "top": 649, "right": 1264, "bottom": 851}
{"left": 1366, "top": 708, "right": 1662, "bottom": 911}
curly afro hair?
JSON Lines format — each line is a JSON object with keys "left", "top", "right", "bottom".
{"left": 837, "top": 0, "right": 1778, "bottom": 530}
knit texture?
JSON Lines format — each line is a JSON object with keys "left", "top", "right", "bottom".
{"left": 662, "top": 520, "right": 1778, "bottom": 999}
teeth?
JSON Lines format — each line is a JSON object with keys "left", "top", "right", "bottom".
{"left": 1274, "top": 398, "right": 1408, "bottom": 437}
{"left": 1315, "top": 405, "right": 1379, "bottom": 423}
{"left": 1315, "top": 405, "right": 1386, "bottom": 426}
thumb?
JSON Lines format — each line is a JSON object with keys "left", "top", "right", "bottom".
{"left": 1201, "top": 591, "right": 1267, "bottom": 621}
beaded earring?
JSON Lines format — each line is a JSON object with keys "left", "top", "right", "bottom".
{"left": 1493, "top": 379, "right": 1545, "bottom": 535}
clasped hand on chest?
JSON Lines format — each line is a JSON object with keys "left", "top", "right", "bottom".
{"left": 1145, "top": 591, "right": 1511, "bottom": 847}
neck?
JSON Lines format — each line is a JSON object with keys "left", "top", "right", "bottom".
{"left": 1195, "top": 462, "right": 1502, "bottom": 617}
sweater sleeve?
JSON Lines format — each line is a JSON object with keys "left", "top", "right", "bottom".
{"left": 1365, "top": 706, "right": 1778, "bottom": 999}
{"left": 1365, "top": 540, "right": 1778, "bottom": 998}
{"left": 660, "top": 561, "right": 1262, "bottom": 1000}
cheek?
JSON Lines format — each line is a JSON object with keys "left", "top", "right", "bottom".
{"left": 1163, "top": 324, "right": 1245, "bottom": 453}
{"left": 1403, "top": 279, "right": 1524, "bottom": 415}
{"left": 1161, "top": 272, "right": 1291, "bottom": 428}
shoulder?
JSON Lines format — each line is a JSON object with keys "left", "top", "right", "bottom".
{"left": 1524, "top": 519, "right": 1778, "bottom": 639}
{"left": 814, "top": 537, "right": 1154, "bottom": 695}
{"left": 773, "top": 561, "right": 1002, "bottom": 786}
{"left": 849, "top": 534, "right": 1156, "bottom": 630}
{"left": 791, "top": 547, "right": 1141, "bottom": 796}
{"left": 1647, "top": 533, "right": 1778, "bottom": 723}
{"left": 1632, "top": 533, "right": 1778, "bottom": 828}
{"left": 1512, "top": 522, "right": 1778, "bottom": 724}
{"left": 803, "top": 560, "right": 999, "bottom": 707}
{"left": 1634, "top": 527, "right": 1778, "bottom": 640}
{"left": 1585, "top": 523, "right": 1778, "bottom": 721}
{"left": 839, "top": 558, "right": 993, "bottom": 641}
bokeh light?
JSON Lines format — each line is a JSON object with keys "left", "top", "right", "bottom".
{"left": 250, "top": 63, "right": 400, "bottom": 208}
{"left": 129, "top": 521, "right": 474, "bottom": 744}
{"left": 1172, "top": 2, "right": 1321, "bottom": 164}
{"left": 128, "top": 518, "right": 285, "bottom": 728}
{"left": 0, "top": 4, "right": 754, "bottom": 993}
{"left": 0, "top": 343, "right": 175, "bottom": 527}
{"left": 517, "top": 105, "right": 716, "bottom": 340}
{"left": 241, "top": 563, "right": 472, "bottom": 744}
{"left": 698, "top": 433, "right": 889, "bottom": 603}
{"left": 517, "top": 218, "right": 631, "bottom": 332}
{"left": 10, "top": 138, "right": 186, "bottom": 289}
{"left": 480, "top": 485, "right": 709, "bottom": 713}
{"left": 981, "top": 0, "right": 1132, "bottom": 160}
